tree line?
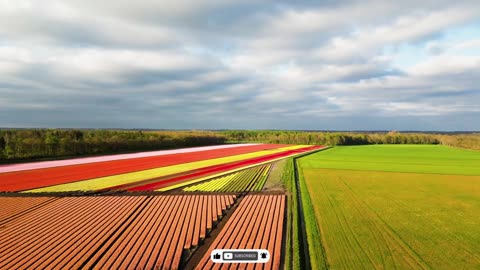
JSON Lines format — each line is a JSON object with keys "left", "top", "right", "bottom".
{"left": 219, "top": 130, "right": 480, "bottom": 149}
{"left": 0, "top": 129, "right": 226, "bottom": 161}
{"left": 1, "top": 129, "right": 479, "bottom": 162}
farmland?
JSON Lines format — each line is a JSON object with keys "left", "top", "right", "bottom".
{"left": 0, "top": 144, "right": 321, "bottom": 192}
{"left": 18, "top": 144, "right": 317, "bottom": 193}
{"left": 299, "top": 144, "right": 480, "bottom": 175}
{"left": 0, "top": 144, "right": 286, "bottom": 192}
{"left": 0, "top": 143, "right": 325, "bottom": 269}
{"left": 195, "top": 195, "right": 285, "bottom": 270}
{"left": 2, "top": 141, "right": 478, "bottom": 270}
{"left": 297, "top": 145, "right": 480, "bottom": 269}
{"left": 0, "top": 195, "right": 236, "bottom": 269}
{"left": 183, "top": 164, "right": 271, "bottom": 193}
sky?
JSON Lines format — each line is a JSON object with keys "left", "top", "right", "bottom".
{"left": 0, "top": 0, "right": 479, "bottom": 131}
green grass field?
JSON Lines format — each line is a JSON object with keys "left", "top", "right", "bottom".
{"left": 300, "top": 144, "right": 480, "bottom": 175}
{"left": 298, "top": 145, "right": 480, "bottom": 270}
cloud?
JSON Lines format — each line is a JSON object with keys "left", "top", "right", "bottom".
{"left": 0, "top": 0, "right": 479, "bottom": 130}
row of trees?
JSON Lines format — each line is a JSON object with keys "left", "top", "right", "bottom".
{"left": 220, "top": 130, "right": 442, "bottom": 146}
{"left": 1, "top": 129, "right": 478, "bottom": 162}
{"left": 220, "top": 130, "right": 480, "bottom": 149}
{"left": 435, "top": 134, "right": 480, "bottom": 150}
{"left": 0, "top": 129, "right": 226, "bottom": 161}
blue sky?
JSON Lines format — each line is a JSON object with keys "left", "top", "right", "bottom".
{"left": 0, "top": 0, "right": 479, "bottom": 131}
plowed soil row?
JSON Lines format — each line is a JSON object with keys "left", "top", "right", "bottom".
{"left": 0, "top": 196, "right": 57, "bottom": 224}
{"left": 0, "top": 195, "right": 235, "bottom": 270}
{"left": 196, "top": 195, "right": 285, "bottom": 270}
{"left": 0, "top": 144, "right": 285, "bottom": 192}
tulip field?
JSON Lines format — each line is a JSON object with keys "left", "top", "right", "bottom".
{"left": 2, "top": 144, "right": 319, "bottom": 193}
{"left": 0, "top": 195, "right": 236, "bottom": 269}
{"left": 196, "top": 195, "right": 285, "bottom": 270}
{"left": 0, "top": 143, "right": 325, "bottom": 269}
{"left": 183, "top": 164, "right": 271, "bottom": 193}
{"left": 0, "top": 144, "right": 286, "bottom": 192}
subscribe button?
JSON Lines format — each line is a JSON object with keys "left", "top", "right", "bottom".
{"left": 211, "top": 249, "right": 270, "bottom": 263}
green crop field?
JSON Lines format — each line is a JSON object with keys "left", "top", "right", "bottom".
{"left": 299, "top": 144, "right": 480, "bottom": 175}
{"left": 297, "top": 145, "right": 480, "bottom": 270}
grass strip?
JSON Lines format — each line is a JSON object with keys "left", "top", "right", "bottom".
{"left": 280, "top": 158, "right": 299, "bottom": 270}
{"left": 296, "top": 159, "right": 328, "bottom": 270}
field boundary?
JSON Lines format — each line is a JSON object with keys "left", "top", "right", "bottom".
{"left": 294, "top": 159, "right": 311, "bottom": 270}
{"left": 293, "top": 148, "right": 329, "bottom": 270}
{"left": 281, "top": 147, "right": 330, "bottom": 269}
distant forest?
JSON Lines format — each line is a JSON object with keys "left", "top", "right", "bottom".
{"left": 1, "top": 129, "right": 479, "bottom": 161}
{"left": 220, "top": 130, "right": 480, "bottom": 150}
{"left": 0, "top": 129, "right": 226, "bottom": 161}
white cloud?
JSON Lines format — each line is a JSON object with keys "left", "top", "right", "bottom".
{"left": 0, "top": 0, "right": 479, "bottom": 130}
{"left": 314, "top": 7, "right": 480, "bottom": 62}
{"left": 408, "top": 55, "right": 480, "bottom": 77}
